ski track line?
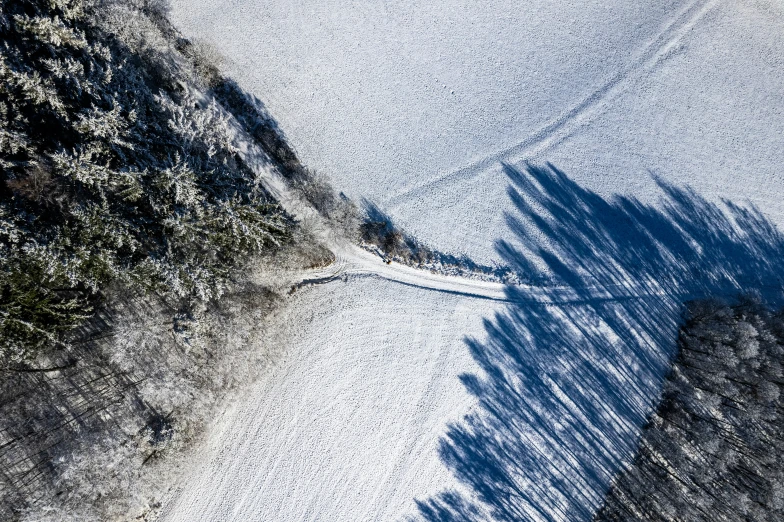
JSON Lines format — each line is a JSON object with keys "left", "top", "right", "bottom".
{"left": 383, "top": 0, "right": 722, "bottom": 210}
{"left": 240, "top": 123, "right": 748, "bottom": 311}
{"left": 229, "top": 77, "right": 685, "bottom": 309}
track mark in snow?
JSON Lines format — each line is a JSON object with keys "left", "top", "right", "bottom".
{"left": 232, "top": 95, "right": 662, "bottom": 307}
{"left": 384, "top": 0, "right": 721, "bottom": 209}
{"left": 297, "top": 243, "right": 687, "bottom": 307}
{"left": 233, "top": 79, "right": 706, "bottom": 308}
{"left": 288, "top": 274, "right": 344, "bottom": 294}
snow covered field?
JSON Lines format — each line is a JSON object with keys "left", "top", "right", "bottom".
{"left": 171, "top": 0, "right": 784, "bottom": 264}
{"left": 161, "top": 1, "right": 784, "bottom": 521}
{"left": 158, "top": 276, "right": 494, "bottom": 521}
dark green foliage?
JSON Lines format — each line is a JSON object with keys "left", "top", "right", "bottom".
{"left": 0, "top": 255, "right": 92, "bottom": 361}
{"left": 595, "top": 296, "right": 784, "bottom": 522}
{"left": 0, "top": 0, "right": 288, "bottom": 363}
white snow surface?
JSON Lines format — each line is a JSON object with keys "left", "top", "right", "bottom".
{"left": 160, "top": 1, "right": 784, "bottom": 521}
{"left": 159, "top": 276, "right": 495, "bottom": 522}
{"left": 170, "top": 0, "right": 784, "bottom": 265}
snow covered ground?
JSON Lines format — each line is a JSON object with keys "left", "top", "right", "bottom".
{"left": 171, "top": 0, "right": 784, "bottom": 265}
{"left": 161, "top": 1, "right": 784, "bottom": 521}
{"left": 158, "top": 276, "right": 495, "bottom": 521}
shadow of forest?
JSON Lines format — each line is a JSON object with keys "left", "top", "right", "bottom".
{"left": 414, "top": 163, "right": 784, "bottom": 522}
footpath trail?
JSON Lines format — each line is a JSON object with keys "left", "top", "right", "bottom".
{"left": 243, "top": 134, "right": 670, "bottom": 308}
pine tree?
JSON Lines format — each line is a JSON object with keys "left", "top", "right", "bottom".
{"left": 0, "top": 0, "right": 289, "bottom": 362}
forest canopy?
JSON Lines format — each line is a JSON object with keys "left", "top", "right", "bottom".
{"left": 0, "top": 0, "right": 289, "bottom": 364}
{"left": 595, "top": 296, "right": 784, "bottom": 522}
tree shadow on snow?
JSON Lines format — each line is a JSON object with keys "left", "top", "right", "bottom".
{"left": 414, "top": 163, "right": 784, "bottom": 522}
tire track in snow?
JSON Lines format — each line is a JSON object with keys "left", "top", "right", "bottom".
{"left": 297, "top": 242, "right": 679, "bottom": 306}
{"left": 235, "top": 91, "right": 680, "bottom": 308}
{"left": 383, "top": 0, "right": 722, "bottom": 210}
{"left": 242, "top": 141, "right": 677, "bottom": 306}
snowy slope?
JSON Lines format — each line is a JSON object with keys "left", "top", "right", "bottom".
{"left": 170, "top": 0, "right": 784, "bottom": 265}
{"left": 156, "top": 250, "right": 687, "bottom": 522}
{"left": 385, "top": 0, "right": 784, "bottom": 263}
{"left": 158, "top": 276, "right": 496, "bottom": 522}
{"left": 161, "top": 1, "right": 784, "bottom": 521}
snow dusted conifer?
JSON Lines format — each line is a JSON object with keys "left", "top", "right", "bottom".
{"left": 0, "top": 0, "right": 289, "bottom": 364}
{"left": 595, "top": 297, "right": 784, "bottom": 522}
{"left": 0, "top": 0, "right": 296, "bottom": 519}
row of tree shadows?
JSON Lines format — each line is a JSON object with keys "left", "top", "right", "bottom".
{"left": 414, "top": 163, "right": 784, "bottom": 521}
{"left": 185, "top": 61, "right": 784, "bottom": 520}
